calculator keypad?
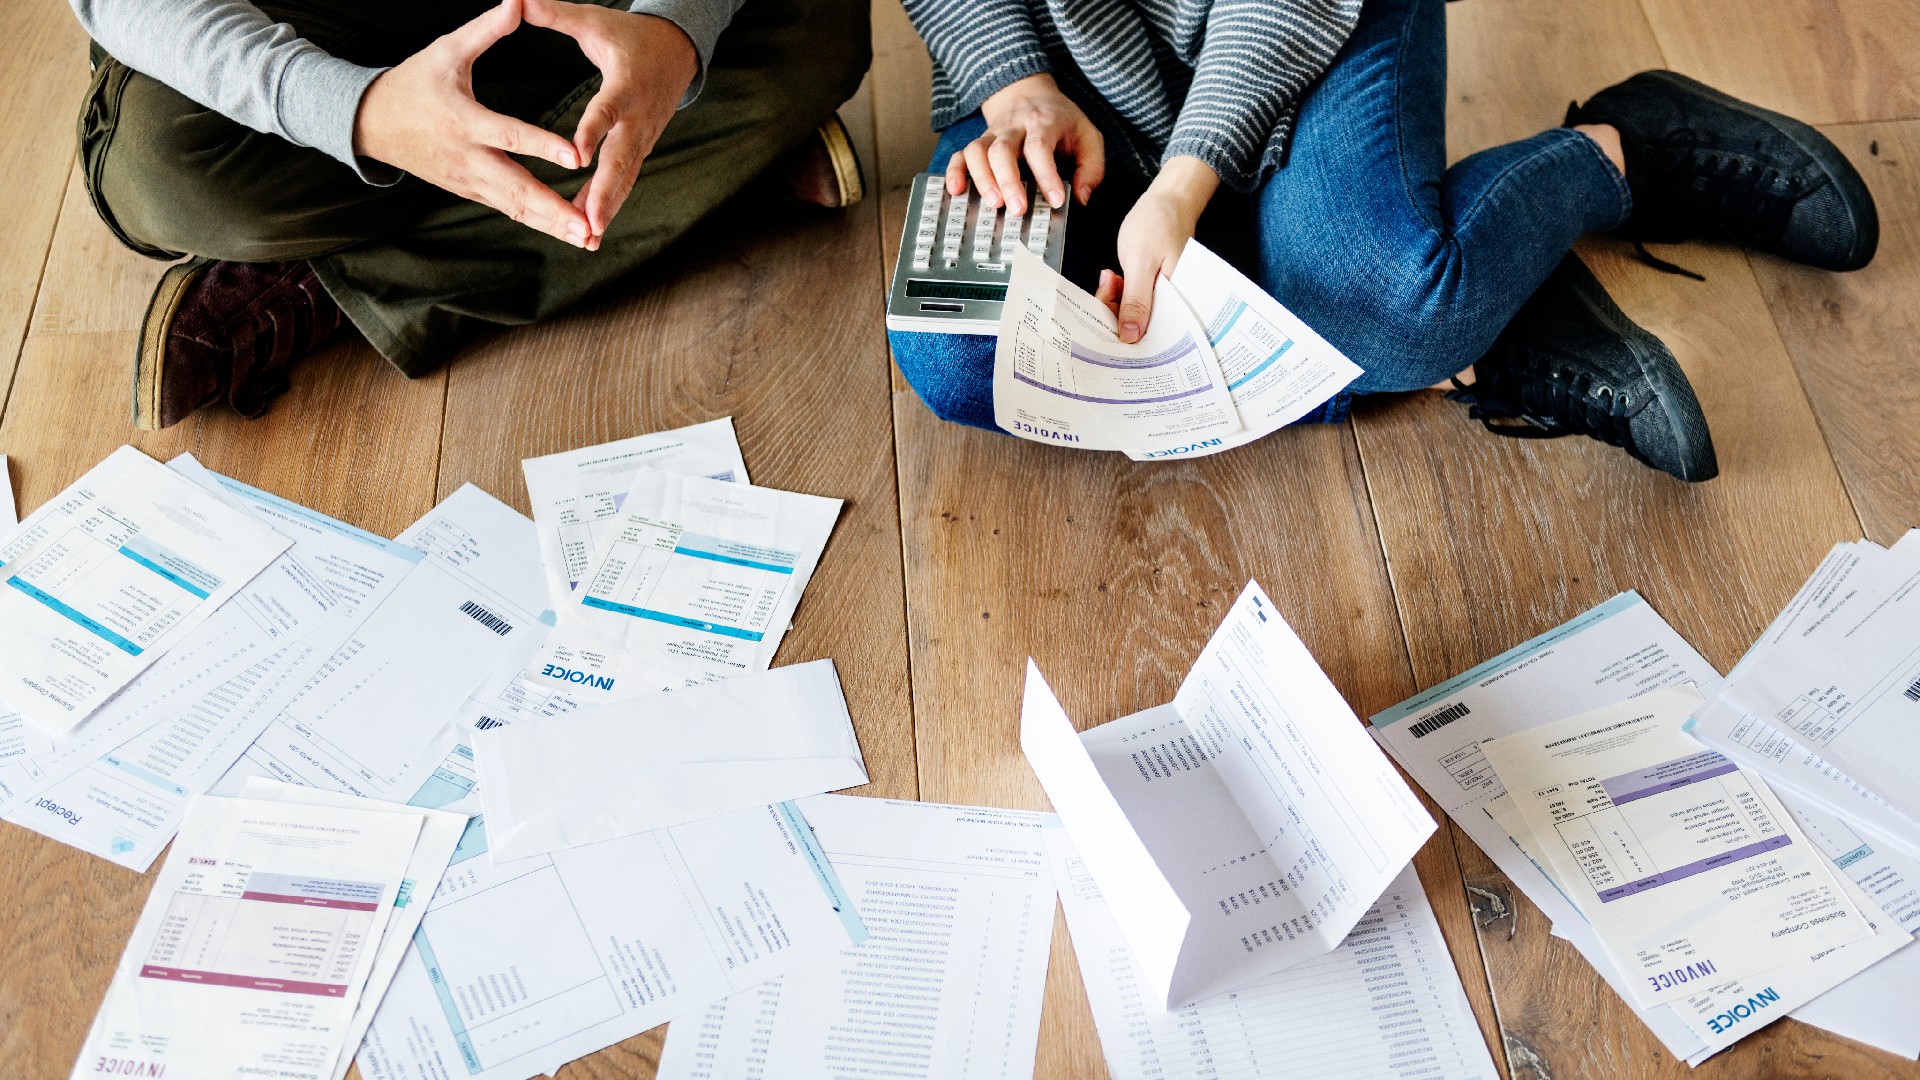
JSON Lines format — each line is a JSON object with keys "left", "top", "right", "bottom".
{"left": 889, "top": 172, "right": 1067, "bottom": 332}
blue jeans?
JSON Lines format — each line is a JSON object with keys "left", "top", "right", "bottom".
{"left": 889, "top": 0, "right": 1634, "bottom": 429}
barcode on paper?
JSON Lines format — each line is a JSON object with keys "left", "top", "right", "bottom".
{"left": 473, "top": 716, "right": 507, "bottom": 730}
{"left": 1904, "top": 677, "right": 1920, "bottom": 703}
{"left": 459, "top": 600, "right": 512, "bottom": 636}
{"left": 1409, "top": 701, "right": 1472, "bottom": 739}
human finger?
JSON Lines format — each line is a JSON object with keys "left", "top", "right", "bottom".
{"left": 962, "top": 140, "right": 1001, "bottom": 207}
{"left": 442, "top": 0, "right": 524, "bottom": 61}
{"left": 583, "top": 121, "right": 649, "bottom": 234}
{"left": 1094, "top": 269, "right": 1122, "bottom": 316}
{"left": 518, "top": 0, "right": 590, "bottom": 35}
{"left": 1116, "top": 257, "right": 1157, "bottom": 343}
{"left": 1023, "top": 131, "right": 1067, "bottom": 209}
{"left": 987, "top": 134, "right": 1027, "bottom": 215}
{"left": 464, "top": 102, "right": 580, "bottom": 169}
{"left": 945, "top": 151, "right": 970, "bottom": 196}
{"left": 1070, "top": 121, "right": 1106, "bottom": 205}
{"left": 470, "top": 152, "right": 590, "bottom": 245}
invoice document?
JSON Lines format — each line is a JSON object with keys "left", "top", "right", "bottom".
{"left": 1023, "top": 581, "right": 1434, "bottom": 1008}
{"left": 0, "top": 469, "right": 421, "bottom": 870}
{"left": 239, "top": 778, "right": 469, "bottom": 1080}
{"left": 1050, "top": 831, "right": 1497, "bottom": 1080}
{"left": 658, "top": 796, "right": 1058, "bottom": 1080}
{"left": 475, "top": 659, "right": 867, "bottom": 861}
{"left": 1119, "top": 239, "right": 1361, "bottom": 460}
{"left": 522, "top": 418, "right": 749, "bottom": 609}
{"left": 214, "top": 485, "right": 547, "bottom": 803}
{"left": 355, "top": 801, "right": 867, "bottom": 1080}
{"left": 1714, "top": 534, "right": 1920, "bottom": 822}
{"left": 0, "top": 447, "right": 289, "bottom": 733}
{"left": 1368, "top": 591, "right": 1731, "bottom": 1062}
{"left": 72, "top": 793, "right": 421, "bottom": 1080}
{"left": 995, "top": 246, "right": 1242, "bottom": 455}
{"left": 523, "top": 468, "right": 842, "bottom": 708}
{"left": 1482, "top": 687, "right": 1873, "bottom": 1007}
{"left": 0, "top": 454, "right": 14, "bottom": 527}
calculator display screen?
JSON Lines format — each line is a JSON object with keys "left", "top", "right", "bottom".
{"left": 906, "top": 280, "right": 1008, "bottom": 302}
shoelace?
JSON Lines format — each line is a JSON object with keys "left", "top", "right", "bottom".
{"left": 1448, "top": 352, "right": 1638, "bottom": 448}
{"left": 1646, "top": 129, "right": 1817, "bottom": 248}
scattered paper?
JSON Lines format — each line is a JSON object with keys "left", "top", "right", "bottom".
{"left": 72, "top": 794, "right": 423, "bottom": 1080}
{"left": 0, "top": 447, "right": 290, "bottom": 733}
{"left": 1023, "top": 581, "right": 1435, "bottom": 1008}
{"left": 658, "top": 796, "right": 1058, "bottom": 1080}
{"left": 356, "top": 801, "right": 867, "bottom": 1080}
{"left": 475, "top": 659, "right": 868, "bottom": 861}
{"left": 522, "top": 418, "right": 749, "bottom": 610}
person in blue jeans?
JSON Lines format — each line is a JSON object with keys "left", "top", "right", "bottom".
{"left": 890, "top": 0, "right": 1878, "bottom": 482}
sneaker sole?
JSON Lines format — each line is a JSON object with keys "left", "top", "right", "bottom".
{"left": 1637, "top": 70, "right": 1879, "bottom": 271}
{"left": 1567, "top": 260, "right": 1719, "bottom": 481}
{"left": 134, "top": 258, "right": 213, "bottom": 431}
{"left": 819, "top": 115, "right": 865, "bottom": 208}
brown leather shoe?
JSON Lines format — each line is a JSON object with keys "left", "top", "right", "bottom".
{"left": 779, "top": 115, "right": 865, "bottom": 209}
{"left": 135, "top": 258, "right": 344, "bottom": 430}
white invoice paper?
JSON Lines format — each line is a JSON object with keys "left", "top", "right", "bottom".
{"left": 72, "top": 793, "right": 422, "bottom": 1080}
{"left": 214, "top": 485, "right": 549, "bottom": 804}
{"left": 0, "top": 447, "right": 289, "bottom": 733}
{"left": 238, "top": 779, "right": 469, "bottom": 1080}
{"left": 1023, "top": 580, "right": 1435, "bottom": 1008}
{"left": 521, "top": 417, "right": 749, "bottom": 610}
{"left": 0, "top": 467, "right": 423, "bottom": 871}
{"left": 521, "top": 467, "right": 842, "bottom": 709}
{"left": 1482, "top": 687, "right": 1873, "bottom": 1007}
{"left": 474, "top": 659, "right": 868, "bottom": 861}
{"left": 658, "top": 796, "right": 1059, "bottom": 1080}
{"left": 1051, "top": 833, "right": 1498, "bottom": 1080}
{"left": 356, "top": 801, "right": 867, "bottom": 1080}
{"left": 995, "top": 246, "right": 1242, "bottom": 455}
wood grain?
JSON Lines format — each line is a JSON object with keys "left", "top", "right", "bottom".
{"left": 891, "top": 405, "right": 1509, "bottom": 1077}
{"left": 1748, "top": 121, "right": 1920, "bottom": 546}
{"left": 0, "top": 0, "right": 90, "bottom": 410}
{"left": 1637, "top": 0, "right": 1920, "bottom": 126}
{"left": 870, "top": 0, "right": 936, "bottom": 396}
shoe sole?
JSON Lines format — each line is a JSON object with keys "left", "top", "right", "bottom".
{"left": 1565, "top": 257, "right": 1719, "bottom": 482}
{"left": 819, "top": 115, "right": 865, "bottom": 208}
{"left": 133, "top": 258, "right": 213, "bottom": 431}
{"left": 1637, "top": 70, "right": 1879, "bottom": 270}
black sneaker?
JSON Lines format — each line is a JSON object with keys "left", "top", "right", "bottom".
{"left": 1567, "top": 70, "right": 1877, "bottom": 271}
{"left": 1447, "top": 253, "right": 1718, "bottom": 483}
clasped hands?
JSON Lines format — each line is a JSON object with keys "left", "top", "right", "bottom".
{"left": 352, "top": 0, "right": 694, "bottom": 250}
{"left": 952, "top": 73, "right": 1220, "bottom": 343}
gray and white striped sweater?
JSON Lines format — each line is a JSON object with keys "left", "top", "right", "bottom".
{"left": 902, "top": 0, "right": 1362, "bottom": 191}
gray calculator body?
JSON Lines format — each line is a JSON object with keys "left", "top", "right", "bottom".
{"left": 886, "top": 172, "right": 1068, "bottom": 334}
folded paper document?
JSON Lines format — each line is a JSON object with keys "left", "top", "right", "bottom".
{"left": 73, "top": 793, "right": 423, "bottom": 1080}
{"left": 994, "top": 241, "right": 1360, "bottom": 458}
{"left": 1022, "top": 580, "right": 1435, "bottom": 1008}
{"left": 522, "top": 418, "right": 749, "bottom": 610}
{"left": 0, "top": 446, "right": 290, "bottom": 733}
{"left": 474, "top": 659, "right": 868, "bottom": 861}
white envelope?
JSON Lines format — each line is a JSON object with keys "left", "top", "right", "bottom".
{"left": 474, "top": 658, "right": 868, "bottom": 861}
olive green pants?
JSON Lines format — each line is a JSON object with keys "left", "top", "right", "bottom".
{"left": 79, "top": 0, "right": 870, "bottom": 375}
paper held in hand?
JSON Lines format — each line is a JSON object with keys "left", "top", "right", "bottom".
{"left": 992, "top": 241, "right": 1360, "bottom": 458}
{"left": 1021, "top": 580, "right": 1435, "bottom": 1008}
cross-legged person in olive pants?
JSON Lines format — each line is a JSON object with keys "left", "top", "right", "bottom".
{"left": 72, "top": 0, "right": 871, "bottom": 428}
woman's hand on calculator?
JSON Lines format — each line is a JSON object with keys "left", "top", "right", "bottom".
{"left": 951, "top": 74, "right": 1106, "bottom": 215}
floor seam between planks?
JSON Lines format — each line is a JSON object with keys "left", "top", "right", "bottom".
{"left": 0, "top": 154, "right": 76, "bottom": 426}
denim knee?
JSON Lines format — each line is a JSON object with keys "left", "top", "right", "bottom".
{"left": 889, "top": 330, "right": 998, "bottom": 430}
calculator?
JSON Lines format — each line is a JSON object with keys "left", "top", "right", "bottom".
{"left": 886, "top": 172, "right": 1069, "bottom": 334}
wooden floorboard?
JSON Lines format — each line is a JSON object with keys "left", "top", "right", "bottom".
{"left": 431, "top": 182, "right": 916, "bottom": 1077}
{"left": 0, "top": 0, "right": 90, "bottom": 412}
{"left": 1749, "top": 120, "right": 1920, "bottom": 546}
{"left": 890, "top": 410, "right": 1506, "bottom": 1077}
{"left": 1637, "top": 0, "right": 1920, "bottom": 126}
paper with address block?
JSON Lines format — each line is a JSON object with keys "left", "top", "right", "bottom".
{"left": 474, "top": 659, "right": 867, "bottom": 861}
{"left": 1482, "top": 686, "right": 1872, "bottom": 1008}
{"left": 0, "top": 447, "right": 290, "bottom": 734}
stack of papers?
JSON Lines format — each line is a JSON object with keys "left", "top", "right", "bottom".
{"left": 1369, "top": 588, "right": 1920, "bottom": 1063}
{"left": 994, "top": 241, "right": 1361, "bottom": 459}
{"left": 73, "top": 789, "right": 461, "bottom": 1080}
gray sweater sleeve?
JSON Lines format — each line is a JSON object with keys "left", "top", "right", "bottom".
{"left": 69, "top": 0, "right": 744, "bottom": 186}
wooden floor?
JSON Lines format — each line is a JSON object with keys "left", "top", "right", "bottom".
{"left": 2, "top": 0, "right": 1917, "bottom": 1075}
